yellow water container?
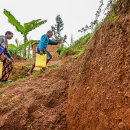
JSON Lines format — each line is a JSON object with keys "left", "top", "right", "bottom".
{"left": 35, "top": 54, "right": 47, "bottom": 68}
{"left": 0, "top": 61, "right": 3, "bottom": 79}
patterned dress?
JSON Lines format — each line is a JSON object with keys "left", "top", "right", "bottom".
{"left": 0, "top": 36, "right": 14, "bottom": 81}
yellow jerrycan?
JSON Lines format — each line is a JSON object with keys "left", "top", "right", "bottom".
{"left": 35, "top": 54, "right": 47, "bottom": 68}
{"left": 0, "top": 61, "right": 3, "bottom": 79}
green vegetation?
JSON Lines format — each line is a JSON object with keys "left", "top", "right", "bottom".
{"left": 107, "top": 10, "right": 119, "bottom": 24}
{"left": 0, "top": 83, "right": 7, "bottom": 88}
{"left": 47, "top": 64, "right": 59, "bottom": 72}
{"left": 57, "top": 21, "right": 101, "bottom": 58}
{"left": 94, "top": 23, "right": 102, "bottom": 33}
{"left": 8, "top": 44, "right": 17, "bottom": 55}
{"left": 8, "top": 41, "right": 32, "bottom": 58}
{"left": 4, "top": 9, "right": 47, "bottom": 59}
{"left": 57, "top": 33, "right": 92, "bottom": 57}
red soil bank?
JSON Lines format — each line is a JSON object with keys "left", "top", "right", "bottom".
{"left": 67, "top": 1, "right": 130, "bottom": 129}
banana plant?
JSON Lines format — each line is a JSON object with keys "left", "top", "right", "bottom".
{"left": 4, "top": 9, "right": 47, "bottom": 59}
{"left": 8, "top": 41, "right": 29, "bottom": 56}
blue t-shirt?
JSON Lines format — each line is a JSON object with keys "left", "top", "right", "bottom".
{"left": 38, "top": 34, "right": 57, "bottom": 50}
{"left": 0, "top": 35, "right": 12, "bottom": 58}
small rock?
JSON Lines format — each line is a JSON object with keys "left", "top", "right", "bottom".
{"left": 118, "top": 122, "right": 125, "bottom": 129}
{"left": 124, "top": 92, "right": 130, "bottom": 98}
{"left": 31, "top": 111, "right": 43, "bottom": 118}
{"left": 100, "top": 67, "right": 103, "bottom": 71}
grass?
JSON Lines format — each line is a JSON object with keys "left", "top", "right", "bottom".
{"left": 58, "top": 33, "right": 92, "bottom": 57}
{"left": 47, "top": 64, "right": 59, "bottom": 72}
{"left": 0, "top": 83, "right": 7, "bottom": 88}
{"left": 107, "top": 10, "right": 119, "bottom": 24}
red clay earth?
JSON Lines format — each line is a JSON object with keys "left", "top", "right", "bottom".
{"left": 0, "top": 0, "right": 130, "bottom": 130}
{"left": 67, "top": 1, "right": 130, "bottom": 130}
{"left": 0, "top": 64, "right": 70, "bottom": 130}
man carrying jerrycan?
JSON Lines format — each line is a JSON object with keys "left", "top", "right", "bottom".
{"left": 28, "top": 30, "right": 61, "bottom": 75}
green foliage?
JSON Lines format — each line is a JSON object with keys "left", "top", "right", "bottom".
{"left": 58, "top": 33, "right": 92, "bottom": 56}
{"left": 47, "top": 64, "right": 59, "bottom": 72}
{"left": 8, "top": 41, "right": 32, "bottom": 57}
{"left": 24, "top": 19, "right": 47, "bottom": 35}
{"left": 108, "top": 10, "right": 118, "bottom": 24}
{"left": 8, "top": 44, "right": 17, "bottom": 55}
{"left": 4, "top": 9, "right": 47, "bottom": 58}
{"left": 93, "top": 22, "right": 101, "bottom": 33}
{"left": 3, "top": 9, "right": 24, "bottom": 34}
{"left": 16, "top": 41, "right": 32, "bottom": 52}
{"left": 4, "top": 9, "right": 47, "bottom": 36}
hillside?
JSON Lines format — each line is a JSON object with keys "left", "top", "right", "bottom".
{"left": 0, "top": 0, "right": 130, "bottom": 129}
{"left": 67, "top": 0, "right": 130, "bottom": 129}
{"left": 0, "top": 63, "right": 69, "bottom": 129}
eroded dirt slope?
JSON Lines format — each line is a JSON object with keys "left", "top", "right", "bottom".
{"left": 67, "top": 1, "right": 130, "bottom": 130}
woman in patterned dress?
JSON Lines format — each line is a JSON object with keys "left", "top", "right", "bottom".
{"left": 0, "top": 31, "right": 14, "bottom": 82}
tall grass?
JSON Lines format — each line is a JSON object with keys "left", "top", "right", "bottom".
{"left": 57, "top": 33, "right": 92, "bottom": 56}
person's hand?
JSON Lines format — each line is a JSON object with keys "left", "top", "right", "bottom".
{"left": 40, "top": 50, "right": 44, "bottom": 55}
{"left": 10, "top": 57, "right": 14, "bottom": 62}
{"left": 40, "top": 50, "right": 46, "bottom": 55}
{"left": 56, "top": 40, "right": 62, "bottom": 44}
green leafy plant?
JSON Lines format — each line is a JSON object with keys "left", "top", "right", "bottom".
{"left": 8, "top": 44, "right": 17, "bottom": 55}
{"left": 58, "top": 33, "right": 92, "bottom": 56}
{"left": 108, "top": 10, "right": 118, "bottom": 24}
{"left": 8, "top": 40, "right": 33, "bottom": 58}
{"left": 4, "top": 9, "right": 47, "bottom": 58}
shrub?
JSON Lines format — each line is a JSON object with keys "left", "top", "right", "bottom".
{"left": 8, "top": 44, "right": 17, "bottom": 55}
{"left": 58, "top": 33, "right": 92, "bottom": 56}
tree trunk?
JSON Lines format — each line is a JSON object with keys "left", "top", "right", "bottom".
{"left": 20, "top": 50, "right": 22, "bottom": 57}
{"left": 28, "top": 44, "right": 31, "bottom": 59}
{"left": 23, "top": 35, "right": 27, "bottom": 59}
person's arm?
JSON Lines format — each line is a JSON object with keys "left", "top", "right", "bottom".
{"left": 0, "top": 37, "right": 6, "bottom": 54}
{"left": 0, "top": 38, "right": 4, "bottom": 45}
{"left": 0, "top": 37, "right": 5, "bottom": 47}
{"left": 48, "top": 39, "right": 58, "bottom": 45}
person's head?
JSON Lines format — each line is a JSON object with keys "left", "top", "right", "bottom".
{"left": 5, "top": 31, "right": 13, "bottom": 40}
{"left": 47, "top": 30, "right": 53, "bottom": 38}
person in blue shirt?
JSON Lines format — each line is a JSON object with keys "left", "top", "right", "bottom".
{"left": 28, "top": 30, "right": 61, "bottom": 75}
{"left": 37, "top": 30, "right": 60, "bottom": 61}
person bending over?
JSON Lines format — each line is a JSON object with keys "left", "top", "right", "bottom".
{"left": 0, "top": 31, "right": 14, "bottom": 82}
